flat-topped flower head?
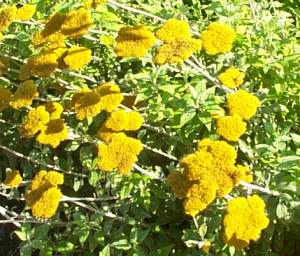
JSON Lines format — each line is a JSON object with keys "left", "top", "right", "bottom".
{"left": 16, "top": 4, "right": 36, "bottom": 21}
{"left": 36, "top": 119, "right": 68, "bottom": 148}
{"left": 61, "top": 8, "right": 93, "bottom": 39}
{"left": 201, "top": 22, "right": 236, "bottom": 55}
{"left": 156, "top": 19, "right": 191, "bottom": 41}
{"left": 223, "top": 195, "right": 269, "bottom": 249}
{"left": 219, "top": 68, "right": 245, "bottom": 89}
{"left": 166, "top": 171, "right": 191, "bottom": 199}
{"left": 21, "top": 106, "right": 50, "bottom": 137}
{"left": 232, "top": 164, "right": 253, "bottom": 185}
{"left": 3, "top": 170, "right": 23, "bottom": 188}
{"left": 115, "top": 25, "right": 156, "bottom": 58}
{"left": 44, "top": 102, "right": 64, "bottom": 120}
{"left": 0, "top": 5, "right": 17, "bottom": 32}
{"left": 10, "top": 80, "right": 39, "bottom": 109}
{"left": 216, "top": 115, "right": 247, "bottom": 142}
{"left": 63, "top": 46, "right": 92, "bottom": 70}
{"left": 227, "top": 90, "right": 260, "bottom": 120}
{"left": 0, "top": 87, "right": 12, "bottom": 111}
{"left": 98, "top": 133, "right": 143, "bottom": 174}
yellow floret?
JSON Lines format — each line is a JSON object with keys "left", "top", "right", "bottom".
{"left": 16, "top": 4, "right": 36, "bottom": 21}
{"left": 63, "top": 45, "right": 92, "bottom": 70}
{"left": 36, "top": 119, "right": 68, "bottom": 148}
{"left": 83, "top": 0, "right": 107, "bottom": 9}
{"left": 0, "top": 56, "right": 9, "bottom": 75}
{"left": 61, "top": 8, "right": 93, "bottom": 39}
{"left": 0, "top": 87, "right": 12, "bottom": 111}
{"left": 232, "top": 164, "right": 253, "bottom": 185}
{"left": 183, "top": 178, "right": 218, "bottom": 216}
{"left": 201, "top": 22, "right": 236, "bottom": 55}
{"left": 19, "top": 52, "right": 58, "bottom": 80}
{"left": 10, "top": 80, "right": 39, "bottom": 109}
{"left": 156, "top": 19, "right": 191, "bottom": 41}
{"left": 216, "top": 115, "right": 247, "bottom": 142}
{"left": 96, "top": 125, "right": 115, "bottom": 144}
{"left": 33, "top": 31, "right": 66, "bottom": 49}
{"left": 44, "top": 102, "right": 64, "bottom": 120}
{"left": 20, "top": 106, "right": 50, "bottom": 137}
{"left": 219, "top": 68, "right": 245, "bottom": 89}
{"left": 115, "top": 25, "right": 156, "bottom": 58}
{"left": 3, "top": 170, "right": 23, "bottom": 188}
{"left": 223, "top": 195, "right": 269, "bottom": 249}
{"left": 155, "top": 38, "right": 202, "bottom": 64}
{"left": 227, "top": 90, "right": 261, "bottom": 120}
{"left": 166, "top": 171, "right": 190, "bottom": 199}
{"left": 98, "top": 133, "right": 143, "bottom": 174}
{"left": 0, "top": 5, "right": 17, "bottom": 32}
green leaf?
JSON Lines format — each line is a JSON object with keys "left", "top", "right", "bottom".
{"left": 110, "top": 239, "right": 131, "bottom": 250}
{"left": 99, "top": 245, "right": 110, "bottom": 256}
{"left": 57, "top": 241, "right": 74, "bottom": 253}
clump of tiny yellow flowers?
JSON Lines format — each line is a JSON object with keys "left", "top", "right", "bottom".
{"left": 227, "top": 90, "right": 260, "bottom": 120}
{"left": 223, "top": 195, "right": 269, "bottom": 249}
{"left": 232, "top": 164, "right": 253, "bottom": 185}
{"left": 201, "top": 22, "right": 236, "bottom": 55}
{"left": 0, "top": 5, "right": 17, "bottom": 33}
{"left": 216, "top": 115, "right": 247, "bottom": 141}
{"left": 44, "top": 102, "right": 64, "bottom": 120}
{"left": 98, "top": 133, "right": 143, "bottom": 175}
{"left": 0, "top": 87, "right": 12, "bottom": 111}
{"left": 83, "top": 0, "right": 107, "bottom": 9}
{"left": 3, "top": 170, "right": 23, "bottom": 188}
{"left": 155, "top": 19, "right": 202, "bottom": 64}
{"left": 15, "top": 4, "right": 36, "bottom": 21}
{"left": 72, "top": 83, "right": 124, "bottom": 120}
{"left": 10, "top": 80, "right": 39, "bottom": 109}
{"left": 219, "top": 68, "right": 245, "bottom": 89}
{"left": 25, "top": 170, "right": 64, "bottom": 218}
{"left": 63, "top": 45, "right": 92, "bottom": 70}
{"left": 115, "top": 25, "right": 156, "bottom": 58}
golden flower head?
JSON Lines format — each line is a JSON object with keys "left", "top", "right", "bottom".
{"left": 0, "top": 5, "right": 17, "bottom": 32}
{"left": 98, "top": 133, "right": 143, "bottom": 174}
{"left": 63, "top": 45, "right": 92, "bottom": 70}
{"left": 83, "top": 0, "right": 107, "bottom": 9}
{"left": 33, "top": 30, "right": 66, "bottom": 49}
{"left": 0, "top": 56, "right": 9, "bottom": 75}
{"left": 202, "top": 241, "right": 211, "bottom": 254}
{"left": 36, "top": 119, "right": 68, "bottom": 148}
{"left": 219, "top": 68, "right": 245, "bottom": 89}
{"left": 233, "top": 164, "right": 253, "bottom": 185}
{"left": 115, "top": 25, "right": 156, "bottom": 58}
{"left": 156, "top": 19, "right": 191, "bottom": 41}
{"left": 227, "top": 90, "right": 260, "bottom": 120}
{"left": 25, "top": 170, "right": 64, "bottom": 219}
{"left": 216, "top": 115, "right": 247, "bottom": 142}
{"left": 16, "top": 4, "right": 36, "bottom": 21}
{"left": 10, "top": 80, "right": 39, "bottom": 109}
{"left": 0, "top": 87, "right": 12, "bottom": 111}
{"left": 223, "top": 195, "right": 269, "bottom": 249}
{"left": 96, "top": 125, "right": 115, "bottom": 144}
{"left": 20, "top": 106, "right": 50, "bottom": 137}
{"left": 44, "top": 102, "right": 64, "bottom": 120}
{"left": 3, "top": 170, "right": 23, "bottom": 188}
{"left": 166, "top": 171, "right": 190, "bottom": 199}
{"left": 61, "top": 8, "right": 93, "bottom": 39}
{"left": 201, "top": 22, "right": 236, "bottom": 55}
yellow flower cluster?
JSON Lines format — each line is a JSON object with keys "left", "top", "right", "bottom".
{"left": 83, "top": 0, "right": 107, "bottom": 9}
{"left": 219, "top": 68, "right": 245, "bottom": 89}
{"left": 72, "top": 83, "right": 124, "bottom": 120}
{"left": 0, "top": 87, "right": 12, "bottom": 111}
{"left": 97, "top": 110, "right": 144, "bottom": 143}
{"left": 201, "top": 22, "right": 236, "bottom": 55}
{"left": 63, "top": 46, "right": 92, "bottom": 70}
{"left": 20, "top": 103, "right": 68, "bottom": 148}
{"left": 223, "top": 195, "right": 269, "bottom": 249}
{"left": 216, "top": 114, "right": 246, "bottom": 141}
{"left": 98, "top": 133, "right": 143, "bottom": 174}
{"left": 227, "top": 90, "right": 260, "bottom": 120}
{"left": 10, "top": 80, "right": 39, "bottom": 109}
{"left": 155, "top": 19, "right": 202, "bottom": 64}
{"left": 16, "top": 4, "right": 36, "bottom": 21}
{"left": 115, "top": 25, "right": 156, "bottom": 58}
{"left": 3, "top": 170, "right": 23, "bottom": 188}
{"left": 0, "top": 56, "right": 9, "bottom": 75}
{"left": 25, "top": 170, "right": 64, "bottom": 218}
{"left": 167, "top": 138, "right": 253, "bottom": 216}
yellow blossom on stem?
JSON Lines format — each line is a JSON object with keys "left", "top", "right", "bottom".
{"left": 98, "top": 133, "right": 143, "bottom": 174}
{"left": 33, "top": 31, "right": 66, "bottom": 49}
{"left": 166, "top": 171, "right": 191, "bottom": 199}
{"left": 201, "top": 22, "right": 236, "bottom": 55}
{"left": 223, "top": 195, "right": 269, "bottom": 249}
{"left": 63, "top": 45, "right": 92, "bottom": 70}
{"left": 61, "top": 8, "right": 93, "bottom": 39}
{"left": 96, "top": 125, "right": 115, "bottom": 144}
{"left": 20, "top": 106, "right": 50, "bottom": 138}
{"left": 44, "top": 102, "right": 64, "bottom": 120}
{"left": 4, "top": 170, "right": 23, "bottom": 188}
{"left": 10, "top": 80, "right": 39, "bottom": 109}
{"left": 219, "top": 68, "right": 245, "bottom": 89}
{"left": 115, "top": 25, "right": 156, "bottom": 58}
{"left": 227, "top": 90, "right": 260, "bottom": 120}
{"left": 16, "top": 4, "right": 36, "bottom": 21}
{"left": 0, "top": 5, "right": 17, "bottom": 32}
{"left": 216, "top": 115, "right": 247, "bottom": 142}
{"left": 0, "top": 87, "right": 12, "bottom": 111}
{"left": 156, "top": 19, "right": 192, "bottom": 41}
{"left": 232, "top": 164, "right": 253, "bottom": 185}
{"left": 36, "top": 119, "right": 68, "bottom": 148}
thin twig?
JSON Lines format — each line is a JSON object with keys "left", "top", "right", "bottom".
{"left": 240, "top": 181, "right": 280, "bottom": 196}
{"left": 61, "top": 195, "right": 119, "bottom": 202}
{"left": 133, "top": 164, "right": 162, "bottom": 180}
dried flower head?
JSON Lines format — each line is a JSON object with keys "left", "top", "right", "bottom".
{"left": 0, "top": 56, "right": 9, "bottom": 75}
